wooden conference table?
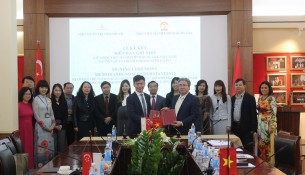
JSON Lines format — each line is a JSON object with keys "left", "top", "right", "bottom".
{"left": 35, "top": 135, "right": 285, "bottom": 175}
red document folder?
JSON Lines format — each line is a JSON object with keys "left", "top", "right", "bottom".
{"left": 150, "top": 109, "right": 176, "bottom": 126}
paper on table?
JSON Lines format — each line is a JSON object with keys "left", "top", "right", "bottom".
{"left": 237, "top": 163, "right": 255, "bottom": 168}
{"left": 207, "top": 140, "right": 230, "bottom": 147}
{"left": 237, "top": 153, "right": 254, "bottom": 159}
{"left": 236, "top": 148, "right": 243, "bottom": 152}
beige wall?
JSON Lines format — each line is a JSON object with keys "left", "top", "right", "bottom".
{"left": 17, "top": 31, "right": 24, "bottom": 55}
{"left": 253, "top": 28, "right": 305, "bottom": 53}
{"left": 0, "top": 0, "right": 18, "bottom": 133}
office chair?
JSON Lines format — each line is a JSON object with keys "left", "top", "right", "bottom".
{"left": 0, "top": 144, "right": 16, "bottom": 175}
{"left": 275, "top": 132, "right": 301, "bottom": 175}
{"left": 0, "top": 138, "right": 17, "bottom": 154}
{"left": 10, "top": 130, "right": 24, "bottom": 153}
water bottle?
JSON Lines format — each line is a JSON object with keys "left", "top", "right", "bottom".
{"left": 112, "top": 125, "right": 116, "bottom": 142}
{"left": 191, "top": 123, "right": 195, "bottom": 134}
{"left": 104, "top": 143, "right": 112, "bottom": 174}
{"left": 195, "top": 132, "right": 202, "bottom": 149}
{"left": 104, "top": 143, "right": 112, "bottom": 163}
{"left": 208, "top": 146, "right": 215, "bottom": 159}
{"left": 89, "top": 163, "right": 97, "bottom": 175}
{"left": 202, "top": 142, "right": 208, "bottom": 157}
{"left": 187, "top": 129, "right": 193, "bottom": 146}
{"left": 212, "top": 152, "right": 220, "bottom": 175}
{"left": 99, "top": 158, "right": 105, "bottom": 175}
{"left": 192, "top": 133, "right": 197, "bottom": 149}
{"left": 107, "top": 133, "right": 112, "bottom": 148}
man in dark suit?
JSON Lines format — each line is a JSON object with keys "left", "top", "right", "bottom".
{"left": 231, "top": 78, "right": 258, "bottom": 152}
{"left": 126, "top": 75, "right": 151, "bottom": 137}
{"left": 171, "top": 78, "right": 200, "bottom": 135}
{"left": 63, "top": 82, "right": 76, "bottom": 145}
{"left": 148, "top": 81, "right": 165, "bottom": 110}
{"left": 94, "top": 81, "right": 118, "bottom": 136}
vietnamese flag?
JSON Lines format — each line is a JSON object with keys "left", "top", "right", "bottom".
{"left": 231, "top": 45, "right": 242, "bottom": 95}
{"left": 82, "top": 152, "right": 92, "bottom": 175}
{"left": 35, "top": 43, "right": 44, "bottom": 82}
{"left": 219, "top": 148, "right": 237, "bottom": 175}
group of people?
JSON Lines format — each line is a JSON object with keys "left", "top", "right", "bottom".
{"left": 18, "top": 75, "right": 277, "bottom": 169}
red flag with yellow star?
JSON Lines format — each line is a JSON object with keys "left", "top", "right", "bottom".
{"left": 219, "top": 148, "right": 237, "bottom": 175}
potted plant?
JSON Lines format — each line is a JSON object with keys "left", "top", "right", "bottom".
{"left": 126, "top": 128, "right": 187, "bottom": 175}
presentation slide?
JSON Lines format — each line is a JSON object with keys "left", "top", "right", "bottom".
{"left": 50, "top": 16, "right": 228, "bottom": 96}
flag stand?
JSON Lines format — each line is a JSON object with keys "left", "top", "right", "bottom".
{"left": 227, "top": 131, "right": 229, "bottom": 175}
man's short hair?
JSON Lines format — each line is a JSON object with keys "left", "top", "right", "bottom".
{"left": 22, "top": 76, "right": 34, "bottom": 83}
{"left": 235, "top": 78, "right": 246, "bottom": 85}
{"left": 100, "top": 81, "right": 111, "bottom": 88}
{"left": 133, "top": 75, "right": 145, "bottom": 83}
{"left": 63, "top": 82, "right": 74, "bottom": 88}
{"left": 148, "top": 81, "right": 158, "bottom": 87}
{"left": 178, "top": 77, "right": 191, "bottom": 87}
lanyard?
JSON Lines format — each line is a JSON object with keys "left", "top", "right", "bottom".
{"left": 37, "top": 95, "right": 49, "bottom": 111}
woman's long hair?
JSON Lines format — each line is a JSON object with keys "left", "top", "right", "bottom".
{"left": 117, "top": 79, "right": 131, "bottom": 103}
{"left": 213, "top": 80, "right": 227, "bottom": 103}
{"left": 195, "top": 79, "right": 208, "bottom": 96}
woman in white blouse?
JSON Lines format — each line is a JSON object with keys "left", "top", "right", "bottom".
{"left": 117, "top": 79, "right": 131, "bottom": 135}
{"left": 210, "top": 80, "right": 231, "bottom": 135}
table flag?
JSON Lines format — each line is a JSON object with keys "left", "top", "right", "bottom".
{"left": 219, "top": 148, "right": 237, "bottom": 175}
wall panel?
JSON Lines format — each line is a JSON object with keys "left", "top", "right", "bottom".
{"left": 23, "top": 0, "right": 253, "bottom": 91}
{"left": 138, "top": 0, "right": 230, "bottom": 14}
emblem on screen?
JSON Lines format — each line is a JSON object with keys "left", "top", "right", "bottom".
{"left": 160, "top": 22, "right": 168, "bottom": 31}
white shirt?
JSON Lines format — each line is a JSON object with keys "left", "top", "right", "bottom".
{"left": 175, "top": 93, "right": 188, "bottom": 115}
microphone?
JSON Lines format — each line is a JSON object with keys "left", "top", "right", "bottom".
{"left": 202, "top": 118, "right": 222, "bottom": 135}
{"left": 244, "top": 145, "right": 288, "bottom": 175}
{"left": 173, "top": 127, "right": 181, "bottom": 138}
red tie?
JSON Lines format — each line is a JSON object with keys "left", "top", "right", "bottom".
{"left": 152, "top": 96, "right": 156, "bottom": 109}
{"left": 105, "top": 96, "right": 109, "bottom": 116}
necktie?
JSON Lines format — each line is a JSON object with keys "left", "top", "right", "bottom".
{"left": 140, "top": 94, "right": 147, "bottom": 117}
{"left": 105, "top": 96, "right": 109, "bottom": 116}
{"left": 151, "top": 95, "right": 156, "bottom": 110}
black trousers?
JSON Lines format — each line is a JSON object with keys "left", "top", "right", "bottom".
{"left": 66, "top": 122, "right": 75, "bottom": 145}
{"left": 232, "top": 121, "right": 253, "bottom": 153}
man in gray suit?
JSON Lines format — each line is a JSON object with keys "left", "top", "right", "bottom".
{"left": 148, "top": 81, "right": 165, "bottom": 110}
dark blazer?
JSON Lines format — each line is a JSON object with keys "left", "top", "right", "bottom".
{"left": 171, "top": 93, "right": 200, "bottom": 135}
{"left": 150, "top": 95, "right": 165, "bottom": 110}
{"left": 94, "top": 93, "right": 118, "bottom": 135}
{"left": 165, "top": 92, "right": 174, "bottom": 108}
{"left": 126, "top": 92, "right": 151, "bottom": 137}
{"left": 231, "top": 92, "right": 258, "bottom": 150}
{"left": 52, "top": 101, "right": 68, "bottom": 129}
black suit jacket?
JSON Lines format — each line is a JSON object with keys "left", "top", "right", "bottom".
{"left": 231, "top": 92, "right": 258, "bottom": 146}
{"left": 171, "top": 93, "right": 200, "bottom": 135}
{"left": 126, "top": 92, "right": 151, "bottom": 137}
{"left": 150, "top": 95, "right": 165, "bottom": 110}
{"left": 94, "top": 93, "right": 118, "bottom": 134}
